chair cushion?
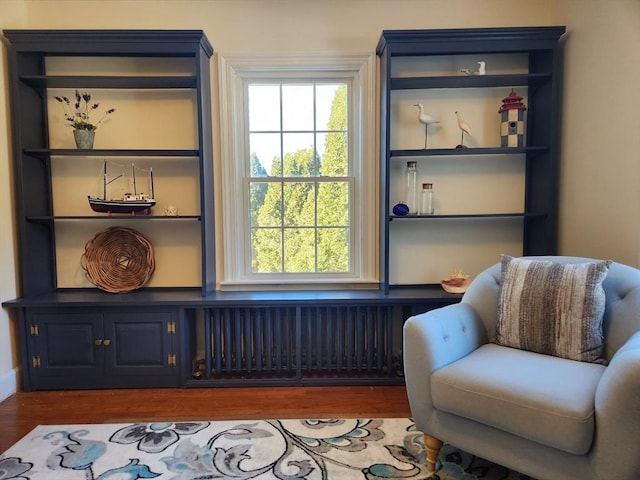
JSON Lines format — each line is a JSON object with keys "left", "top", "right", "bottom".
{"left": 495, "top": 255, "right": 611, "bottom": 362}
{"left": 431, "top": 344, "right": 606, "bottom": 455}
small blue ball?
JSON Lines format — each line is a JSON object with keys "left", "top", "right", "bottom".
{"left": 392, "top": 202, "right": 410, "bottom": 216}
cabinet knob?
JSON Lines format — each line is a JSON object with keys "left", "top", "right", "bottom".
{"left": 95, "top": 339, "right": 103, "bottom": 346}
{"left": 103, "top": 339, "right": 111, "bottom": 346}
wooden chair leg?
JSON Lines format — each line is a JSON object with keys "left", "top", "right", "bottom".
{"left": 424, "top": 434, "right": 443, "bottom": 473}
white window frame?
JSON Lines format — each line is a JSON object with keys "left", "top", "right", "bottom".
{"left": 218, "top": 53, "right": 377, "bottom": 288}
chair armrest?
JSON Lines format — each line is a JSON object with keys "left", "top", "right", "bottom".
{"left": 591, "top": 330, "right": 640, "bottom": 478}
{"left": 403, "top": 303, "right": 488, "bottom": 431}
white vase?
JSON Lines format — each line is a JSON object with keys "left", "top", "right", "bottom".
{"left": 73, "top": 129, "right": 95, "bottom": 149}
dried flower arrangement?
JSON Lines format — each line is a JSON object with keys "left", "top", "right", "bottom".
{"left": 54, "top": 90, "right": 115, "bottom": 131}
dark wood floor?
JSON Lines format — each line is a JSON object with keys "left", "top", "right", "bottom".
{"left": 0, "top": 385, "right": 411, "bottom": 452}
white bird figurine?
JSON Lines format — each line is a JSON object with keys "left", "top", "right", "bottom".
{"left": 460, "top": 61, "right": 486, "bottom": 76}
{"left": 413, "top": 103, "right": 440, "bottom": 149}
{"left": 454, "top": 111, "right": 471, "bottom": 148}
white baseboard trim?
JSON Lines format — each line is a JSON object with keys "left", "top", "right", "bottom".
{"left": 0, "top": 367, "right": 18, "bottom": 402}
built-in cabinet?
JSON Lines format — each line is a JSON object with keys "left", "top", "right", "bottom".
{"left": 25, "top": 309, "right": 179, "bottom": 390}
{"left": 3, "top": 30, "right": 214, "bottom": 390}
{"left": 4, "top": 29, "right": 215, "bottom": 297}
{"left": 376, "top": 27, "right": 566, "bottom": 292}
{"left": 3, "top": 27, "right": 565, "bottom": 391}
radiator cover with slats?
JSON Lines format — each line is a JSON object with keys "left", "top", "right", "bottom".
{"left": 188, "top": 305, "right": 408, "bottom": 386}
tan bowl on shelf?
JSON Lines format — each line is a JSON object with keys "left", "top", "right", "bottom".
{"left": 441, "top": 277, "right": 471, "bottom": 294}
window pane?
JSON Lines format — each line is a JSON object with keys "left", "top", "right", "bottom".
{"left": 250, "top": 133, "right": 281, "bottom": 176}
{"left": 282, "top": 133, "right": 316, "bottom": 177}
{"left": 283, "top": 182, "right": 314, "bottom": 227}
{"left": 318, "top": 84, "right": 347, "bottom": 131}
{"left": 249, "top": 85, "right": 280, "bottom": 131}
{"left": 282, "top": 85, "right": 314, "bottom": 131}
{"left": 317, "top": 181, "right": 348, "bottom": 226}
{"left": 284, "top": 228, "right": 315, "bottom": 272}
{"left": 317, "top": 228, "right": 349, "bottom": 272}
{"left": 318, "top": 132, "right": 348, "bottom": 176}
{"left": 251, "top": 227, "right": 282, "bottom": 273}
{"left": 252, "top": 182, "right": 282, "bottom": 227}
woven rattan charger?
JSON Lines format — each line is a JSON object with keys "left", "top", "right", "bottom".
{"left": 81, "top": 226, "right": 155, "bottom": 293}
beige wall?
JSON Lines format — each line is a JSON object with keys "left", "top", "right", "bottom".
{"left": 557, "top": 0, "right": 640, "bottom": 263}
{"left": 0, "top": 0, "right": 637, "bottom": 399}
{"left": 0, "top": 0, "right": 26, "bottom": 401}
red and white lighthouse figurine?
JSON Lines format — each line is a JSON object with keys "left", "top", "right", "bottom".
{"left": 499, "top": 89, "right": 526, "bottom": 147}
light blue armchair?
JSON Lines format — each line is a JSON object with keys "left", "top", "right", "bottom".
{"left": 403, "top": 256, "right": 640, "bottom": 480}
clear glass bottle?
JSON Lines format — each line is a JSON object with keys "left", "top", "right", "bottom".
{"left": 420, "top": 183, "right": 434, "bottom": 215}
{"left": 405, "top": 161, "right": 418, "bottom": 214}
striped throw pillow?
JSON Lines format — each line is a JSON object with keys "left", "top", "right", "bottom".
{"left": 496, "top": 255, "right": 611, "bottom": 363}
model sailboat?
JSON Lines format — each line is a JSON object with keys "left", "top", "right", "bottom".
{"left": 88, "top": 161, "right": 156, "bottom": 215}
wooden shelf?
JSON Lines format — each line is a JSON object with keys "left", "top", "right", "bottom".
{"left": 390, "top": 146, "right": 547, "bottom": 157}
{"left": 21, "top": 75, "right": 197, "bottom": 89}
{"left": 25, "top": 148, "right": 199, "bottom": 157}
{"left": 26, "top": 215, "right": 201, "bottom": 222}
{"left": 390, "top": 73, "right": 551, "bottom": 90}
{"left": 388, "top": 212, "right": 545, "bottom": 220}
{"left": 2, "top": 285, "right": 459, "bottom": 308}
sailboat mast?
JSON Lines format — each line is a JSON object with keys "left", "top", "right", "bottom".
{"left": 102, "top": 160, "right": 107, "bottom": 200}
{"left": 132, "top": 163, "right": 137, "bottom": 195}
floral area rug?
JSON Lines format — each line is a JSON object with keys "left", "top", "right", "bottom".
{"left": 0, "top": 418, "right": 533, "bottom": 479}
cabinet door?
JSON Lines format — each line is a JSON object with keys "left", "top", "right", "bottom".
{"left": 29, "top": 312, "right": 104, "bottom": 383}
{"left": 103, "top": 310, "right": 177, "bottom": 377}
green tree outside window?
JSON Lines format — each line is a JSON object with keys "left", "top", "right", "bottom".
{"left": 249, "top": 84, "right": 349, "bottom": 274}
